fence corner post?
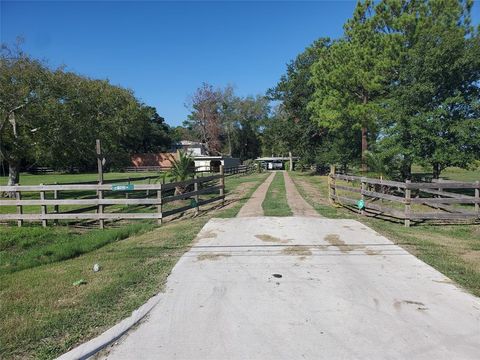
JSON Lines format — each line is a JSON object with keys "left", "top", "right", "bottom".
{"left": 220, "top": 165, "right": 225, "bottom": 205}
{"left": 404, "top": 180, "right": 411, "bottom": 227}
{"left": 15, "top": 183, "right": 23, "bottom": 227}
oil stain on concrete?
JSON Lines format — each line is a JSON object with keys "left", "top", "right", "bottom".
{"left": 197, "top": 253, "right": 231, "bottom": 261}
{"left": 324, "top": 233, "right": 362, "bottom": 253}
{"left": 255, "top": 234, "right": 289, "bottom": 244}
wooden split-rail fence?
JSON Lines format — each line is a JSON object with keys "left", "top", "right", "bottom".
{"left": 329, "top": 168, "right": 479, "bottom": 227}
{"left": 0, "top": 167, "right": 227, "bottom": 229}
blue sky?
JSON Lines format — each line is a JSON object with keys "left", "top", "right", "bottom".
{"left": 2, "top": 1, "right": 479, "bottom": 126}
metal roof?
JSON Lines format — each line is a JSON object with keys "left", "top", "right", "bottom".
{"left": 255, "top": 157, "right": 299, "bottom": 161}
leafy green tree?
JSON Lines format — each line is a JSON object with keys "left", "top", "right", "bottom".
{"left": 267, "top": 38, "right": 331, "bottom": 165}
{"left": 375, "top": 0, "right": 480, "bottom": 178}
{"left": 184, "top": 83, "right": 223, "bottom": 155}
{"left": 230, "top": 95, "right": 268, "bottom": 160}
{"left": 0, "top": 43, "right": 52, "bottom": 187}
{"left": 185, "top": 83, "right": 267, "bottom": 160}
{"left": 1, "top": 42, "right": 174, "bottom": 186}
{"left": 168, "top": 151, "right": 194, "bottom": 194}
{"left": 309, "top": 0, "right": 389, "bottom": 171}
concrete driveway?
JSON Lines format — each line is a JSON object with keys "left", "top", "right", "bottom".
{"left": 102, "top": 217, "right": 480, "bottom": 360}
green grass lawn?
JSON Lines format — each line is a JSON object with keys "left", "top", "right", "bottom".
{"left": 0, "top": 171, "right": 167, "bottom": 217}
{"left": 262, "top": 171, "right": 292, "bottom": 216}
{"left": 0, "top": 171, "right": 161, "bottom": 185}
{"left": 413, "top": 165, "right": 480, "bottom": 182}
{"left": 0, "top": 172, "right": 267, "bottom": 360}
{"left": 346, "top": 165, "right": 480, "bottom": 182}
{"left": 290, "top": 171, "right": 480, "bottom": 297}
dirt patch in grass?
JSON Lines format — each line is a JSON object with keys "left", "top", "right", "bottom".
{"left": 461, "top": 251, "right": 480, "bottom": 272}
{"left": 196, "top": 253, "right": 231, "bottom": 261}
{"left": 223, "top": 181, "right": 257, "bottom": 209}
{"left": 255, "top": 234, "right": 289, "bottom": 244}
{"left": 292, "top": 176, "right": 330, "bottom": 205}
{"left": 282, "top": 246, "right": 312, "bottom": 256}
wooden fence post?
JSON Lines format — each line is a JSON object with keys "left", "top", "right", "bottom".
{"left": 157, "top": 187, "right": 163, "bottom": 225}
{"left": 329, "top": 165, "right": 336, "bottom": 204}
{"left": 220, "top": 165, "right": 225, "bottom": 205}
{"left": 361, "top": 177, "right": 366, "bottom": 215}
{"left": 53, "top": 182, "right": 59, "bottom": 226}
{"left": 475, "top": 180, "right": 479, "bottom": 217}
{"left": 194, "top": 173, "right": 199, "bottom": 214}
{"left": 15, "top": 184, "right": 23, "bottom": 227}
{"left": 98, "top": 187, "right": 104, "bottom": 229}
{"left": 40, "top": 184, "right": 47, "bottom": 227}
{"left": 405, "top": 180, "right": 411, "bottom": 227}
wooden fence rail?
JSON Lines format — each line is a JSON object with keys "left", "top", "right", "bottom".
{"left": 329, "top": 168, "right": 479, "bottom": 227}
{"left": 0, "top": 169, "right": 225, "bottom": 229}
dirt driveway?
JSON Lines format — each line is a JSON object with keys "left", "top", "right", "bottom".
{"left": 237, "top": 172, "right": 275, "bottom": 217}
{"left": 100, "top": 217, "right": 480, "bottom": 360}
{"left": 283, "top": 171, "right": 321, "bottom": 217}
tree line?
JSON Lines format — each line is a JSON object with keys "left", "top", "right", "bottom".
{"left": 267, "top": 0, "right": 480, "bottom": 179}
{"left": 1, "top": 42, "right": 172, "bottom": 185}
{"left": 2, "top": 0, "right": 479, "bottom": 185}
{"left": 181, "top": 83, "right": 271, "bottom": 160}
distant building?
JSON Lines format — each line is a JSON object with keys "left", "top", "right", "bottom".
{"left": 255, "top": 156, "right": 299, "bottom": 171}
{"left": 172, "top": 140, "right": 206, "bottom": 156}
{"left": 130, "top": 140, "right": 240, "bottom": 172}
{"left": 193, "top": 156, "right": 240, "bottom": 172}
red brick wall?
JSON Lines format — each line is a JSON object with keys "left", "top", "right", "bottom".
{"left": 131, "top": 153, "right": 178, "bottom": 167}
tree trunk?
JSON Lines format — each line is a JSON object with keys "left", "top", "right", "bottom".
{"left": 289, "top": 151, "right": 293, "bottom": 171}
{"left": 361, "top": 126, "right": 368, "bottom": 172}
{"left": 3, "top": 161, "right": 20, "bottom": 198}
{"left": 7, "top": 161, "right": 20, "bottom": 186}
{"left": 432, "top": 163, "right": 441, "bottom": 179}
{"left": 401, "top": 160, "right": 412, "bottom": 181}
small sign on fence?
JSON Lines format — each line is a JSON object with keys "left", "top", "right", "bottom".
{"left": 190, "top": 198, "right": 198, "bottom": 208}
{"left": 357, "top": 199, "right": 365, "bottom": 210}
{"left": 111, "top": 184, "right": 134, "bottom": 192}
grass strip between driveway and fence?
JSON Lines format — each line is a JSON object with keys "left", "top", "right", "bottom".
{"left": 0, "top": 172, "right": 268, "bottom": 360}
{"left": 262, "top": 172, "right": 293, "bottom": 216}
